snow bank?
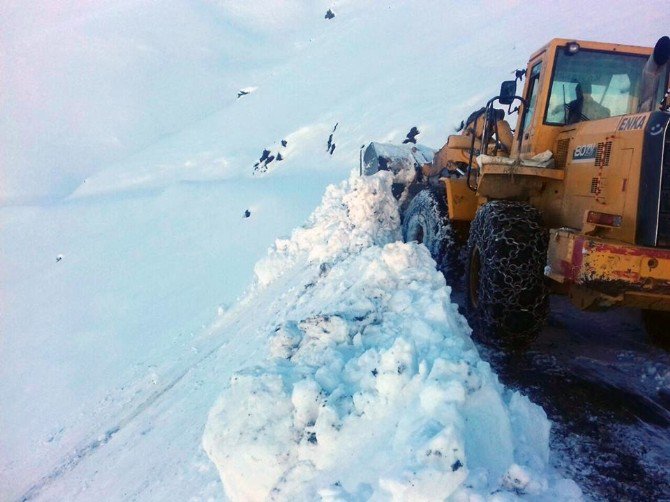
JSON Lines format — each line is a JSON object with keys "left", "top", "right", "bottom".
{"left": 252, "top": 170, "right": 400, "bottom": 288}
{"left": 203, "top": 172, "right": 581, "bottom": 501}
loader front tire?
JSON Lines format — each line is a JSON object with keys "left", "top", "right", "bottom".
{"left": 466, "top": 201, "right": 549, "bottom": 347}
{"left": 402, "top": 186, "right": 463, "bottom": 282}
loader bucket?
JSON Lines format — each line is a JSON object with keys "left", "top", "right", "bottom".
{"left": 362, "top": 142, "right": 434, "bottom": 181}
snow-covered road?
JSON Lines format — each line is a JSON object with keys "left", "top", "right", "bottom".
{"left": 0, "top": 174, "right": 342, "bottom": 502}
{"left": 16, "top": 265, "right": 314, "bottom": 501}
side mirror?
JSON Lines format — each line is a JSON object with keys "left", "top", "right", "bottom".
{"left": 499, "top": 80, "right": 517, "bottom": 105}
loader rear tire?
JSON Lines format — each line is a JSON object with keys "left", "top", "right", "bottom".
{"left": 466, "top": 201, "right": 549, "bottom": 347}
{"left": 402, "top": 186, "right": 463, "bottom": 282}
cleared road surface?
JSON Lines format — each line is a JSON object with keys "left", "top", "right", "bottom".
{"left": 455, "top": 289, "right": 670, "bottom": 501}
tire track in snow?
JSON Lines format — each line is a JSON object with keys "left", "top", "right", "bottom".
{"left": 17, "top": 323, "right": 240, "bottom": 501}
{"left": 19, "top": 256, "right": 302, "bottom": 501}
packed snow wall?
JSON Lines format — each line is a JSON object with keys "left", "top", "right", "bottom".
{"left": 202, "top": 171, "right": 582, "bottom": 501}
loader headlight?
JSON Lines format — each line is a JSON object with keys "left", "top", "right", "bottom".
{"left": 565, "top": 41, "right": 580, "bottom": 55}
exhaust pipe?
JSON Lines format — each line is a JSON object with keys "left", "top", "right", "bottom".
{"left": 638, "top": 36, "right": 670, "bottom": 113}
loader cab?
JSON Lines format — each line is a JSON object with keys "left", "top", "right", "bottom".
{"left": 515, "top": 39, "right": 668, "bottom": 157}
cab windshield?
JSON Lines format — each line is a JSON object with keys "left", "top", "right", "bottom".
{"left": 545, "top": 48, "right": 665, "bottom": 125}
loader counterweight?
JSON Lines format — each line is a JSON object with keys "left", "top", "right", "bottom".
{"left": 547, "top": 229, "right": 670, "bottom": 310}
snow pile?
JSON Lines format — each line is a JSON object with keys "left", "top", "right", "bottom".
{"left": 252, "top": 170, "right": 401, "bottom": 288}
{"left": 203, "top": 172, "right": 581, "bottom": 500}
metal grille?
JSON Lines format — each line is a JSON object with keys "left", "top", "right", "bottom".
{"left": 590, "top": 177, "right": 601, "bottom": 194}
{"left": 555, "top": 138, "right": 570, "bottom": 168}
{"left": 595, "top": 141, "right": 612, "bottom": 167}
{"left": 657, "top": 134, "right": 670, "bottom": 246}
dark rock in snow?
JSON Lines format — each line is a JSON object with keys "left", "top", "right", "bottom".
{"left": 254, "top": 149, "right": 276, "bottom": 174}
{"left": 451, "top": 459, "right": 463, "bottom": 472}
{"left": 253, "top": 139, "right": 289, "bottom": 174}
{"left": 325, "top": 9, "right": 335, "bottom": 20}
{"left": 326, "top": 123, "right": 338, "bottom": 155}
{"left": 244, "top": 210, "right": 251, "bottom": 218}
{"left": 402, "top": 126, "right": 420, "bottom": 144}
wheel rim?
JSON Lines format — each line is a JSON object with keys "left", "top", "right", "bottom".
{"left": 469, "top": 246, "right": 481, "bottom": 308}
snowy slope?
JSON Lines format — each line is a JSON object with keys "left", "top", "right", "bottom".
{"left": 4, "top": 0, "right": 668, "bottom": 204}
{"left": 2, "top": 0, "right": 669, "bottom": 500}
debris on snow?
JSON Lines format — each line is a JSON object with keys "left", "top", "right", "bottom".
{"left": 243, "top": 209, "right": 251, "bottom": 218}
{"left": 325, "top": 9, "right": 335, "bottom": 20}
{"left": 203, "top": 171, "right": 581, "bottom": 501}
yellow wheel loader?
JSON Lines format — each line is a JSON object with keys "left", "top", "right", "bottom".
{"left": 364, "top": 36, "right": 670, "bottom": 345}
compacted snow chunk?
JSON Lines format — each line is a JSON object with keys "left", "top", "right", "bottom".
{"left": 203, "top": 171, "right": 581, "bottom": 501}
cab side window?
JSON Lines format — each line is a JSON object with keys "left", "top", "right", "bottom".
{"left": 522, "top": 62, "right": 542, "bottom": 133}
